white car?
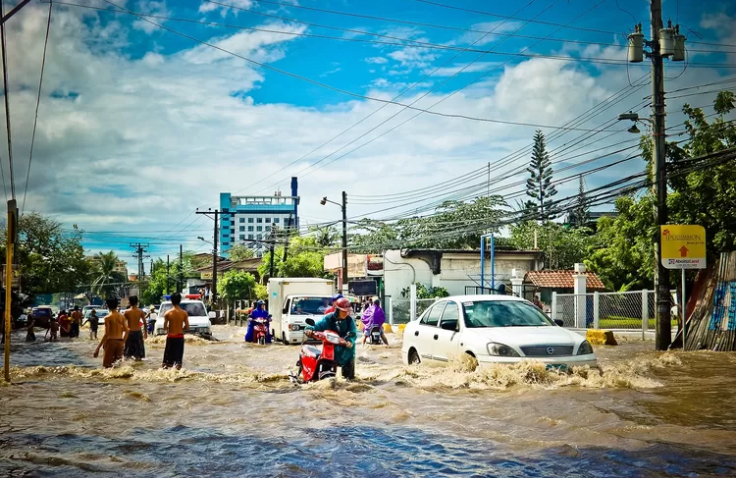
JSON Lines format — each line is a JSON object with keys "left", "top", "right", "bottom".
{"left": 154, "top": 300, "right": 214, "bottom": 336}
{"left": 402, "top": 295, "right": 597, "bottom": 370}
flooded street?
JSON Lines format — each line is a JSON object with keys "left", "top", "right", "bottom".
{"left": 2, "top": 325, "right": 736, "bottom": 477}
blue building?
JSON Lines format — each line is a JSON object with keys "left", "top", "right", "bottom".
{"left": 219, "top": 177, "right": 299, "bottom": 257}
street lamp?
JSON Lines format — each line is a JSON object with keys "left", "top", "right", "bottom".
{"left": 321, "top": 193, "right": 348, "bottom": 293}
{"left": 197, "top": 236, "right": 213, "bottom": 246}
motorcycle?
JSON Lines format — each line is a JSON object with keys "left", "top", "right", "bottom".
{"left": 290, "top": 318, "right": 346, "bottom": 383}
{"left": 368, "top": 325, "right": 383, "bottom": 345}
{"left": 246, "top": 314, "right": 272, "bottom": 345}
{"left": 252, "top": 317, "right": 270, "bottom": 345}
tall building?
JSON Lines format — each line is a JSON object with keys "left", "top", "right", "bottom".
{"left": 219, "top": 177, "right": 299, "bottom": 257}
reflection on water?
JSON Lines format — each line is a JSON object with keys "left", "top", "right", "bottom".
{"left": 1, "top": 326, "right": 736, "bottom": 477}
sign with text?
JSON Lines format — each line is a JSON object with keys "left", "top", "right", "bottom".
{"left": 661, "top": 225, "right": 706, "bottom": 269}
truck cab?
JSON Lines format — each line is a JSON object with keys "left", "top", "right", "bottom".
{"left": 268, "top": 278, "right": 335, "bottom": 345}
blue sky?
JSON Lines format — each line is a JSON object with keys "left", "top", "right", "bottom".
{"left": 3, "top": 0, "right": 735, "bottom": 275}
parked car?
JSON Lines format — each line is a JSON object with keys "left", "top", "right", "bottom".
{"left": 402, "top": 295, "right": 597, "bottom": 370}
{"left": 154, "top": 300, "right": 214, "bottom": 336}
{"left": 30, "top": 306, "right": 54, "bottom": 329}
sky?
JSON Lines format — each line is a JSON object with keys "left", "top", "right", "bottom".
{"left": 2, "top": 0, "right": 735, "bottom": 275}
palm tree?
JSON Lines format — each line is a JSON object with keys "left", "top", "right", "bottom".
{"left": 312, "top": 226, "right": 339, "bottom": 247}
{"left": 91, "top": 251, "right": 126, "bottom": 299}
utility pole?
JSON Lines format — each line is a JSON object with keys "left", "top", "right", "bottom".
{"left": 4, "top": 199, "right": 17, "bottom": 382}
{"left": 651, "top": 0, "right": 671, "bottom": 350}
{"left": 341, "top": 191, "right": 348, "bottom": 293}
{"left": 130, "top": 243, "right": 149, "bottom": 283}
{"left": 166, "top": 255, "right": 170, "bottom": 295}
{"left": 178, "top": 244, "right": 183, "bottom": 293}
{"left": 196, "top": 208, "right": 223, "bottom": 307}
{"left": 269, "top": 237, "right": 276, "bottom": 279}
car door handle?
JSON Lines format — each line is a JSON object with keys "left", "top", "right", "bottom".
{"left": 414, "top": 331, "right": 419, "bottom": 336}
{"left": 433, "top": 334, "right": 438, "bottom": 340}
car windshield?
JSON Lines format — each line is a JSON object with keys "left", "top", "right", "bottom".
{"left": 159, "top": 302, "right": 207, "bottom": 317}
{"left": 290, "top": 297, "right": 332, "bottom": 315}
{"left": 463, "top": 300, "right": 554, "bottom": 328}
{"left": 33, "top": 308, "right": 52, "bottom": 317}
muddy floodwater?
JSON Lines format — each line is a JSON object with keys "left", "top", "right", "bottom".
{"left": 2, "top": 325, "right": 736, "bottom": 477}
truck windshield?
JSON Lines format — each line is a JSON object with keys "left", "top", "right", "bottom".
{"left": 290, "top": 297, "right": 332, "bottom": 315}
{"left": 159, "top": 302, "right": 207, "bottom": 317}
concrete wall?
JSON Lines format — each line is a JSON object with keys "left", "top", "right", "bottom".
{"left": 384, "top": 249, "right": 542, "bottom": 299}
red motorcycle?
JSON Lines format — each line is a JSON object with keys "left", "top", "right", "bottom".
{"left": 290, "top": 319, "right": 346, "bottom": 383}
{"left": 252, "top": 317, "right": 270, "bottom": 345}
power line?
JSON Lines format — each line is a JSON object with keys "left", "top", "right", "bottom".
{"left": 22, "top": 0, "right": 52, "bottom": 214}
{"left": 1, "top": 0, "right": 14, "bottom": 199}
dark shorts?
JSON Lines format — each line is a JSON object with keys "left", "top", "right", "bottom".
{"left": 124, "top": 330, "right": 146, "bottom": 359}
{"left": 162, "top": 336, "right": 185, "bottom": 369}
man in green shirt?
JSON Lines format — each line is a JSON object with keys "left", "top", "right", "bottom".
{"left": 305, "top": 297, "right": 357, "bottom": 379}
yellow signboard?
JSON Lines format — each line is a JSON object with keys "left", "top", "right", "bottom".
{"left": 661, "top": 225, "right": 706, "bottom": 269}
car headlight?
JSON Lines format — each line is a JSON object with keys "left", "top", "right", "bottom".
{"left": 290, "top": 324, "right": 300, "bottom": 331}
{"left": 487, "top": 342, "right": 520, "bottom": 357}
{"left": 577, "top": 340, "right": 594, "bottom": 355}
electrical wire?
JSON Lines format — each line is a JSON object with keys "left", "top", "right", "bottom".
{"left": 22, "top": 0, "right": 53, "bottom": 214}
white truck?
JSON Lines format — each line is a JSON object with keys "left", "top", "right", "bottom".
{"left": 268, "top": 278, "right": 335, "bottom": 345}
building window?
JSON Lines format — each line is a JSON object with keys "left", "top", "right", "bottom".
{"left": 223, "top": 234, "right": 230, "bottom": 238}
{"left": 248, "top": 226, "right": 254, "bottom": 232}
{"left": 265, "top": 217, "right": 271, "bottom": 223}
{"left": 240, "top": 234, "right": 245, "bottom": 240}
{"left": 239, "top": 226, "right": 245, "bottom": 232}
{"left": 257, "top": 218, "right": 263, "bottom": 223}
{"left": 257, "top": 234, "right": 262, "bottom": 240}
{"left": 265, "top": 226, "right": 271, "bottom": 232}
{"left": 239, "top": 218, "right": 245, "bottom": 223}
{"left": 257, "top": 226, "right": 262, "bottom": 232}
{"left": 248, "top": 217, "right": 254, "bottom": 223}
{"left": 274, "top": 218, "right": 280, "bottom": 224}
{"left": 248, "top": 234, "right": 254, "bottom": 240}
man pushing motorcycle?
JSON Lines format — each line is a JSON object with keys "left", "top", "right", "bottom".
{"left": 304, "top": 297, "right": 356, "bottom": 380}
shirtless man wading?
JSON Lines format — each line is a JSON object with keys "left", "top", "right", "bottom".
{"left": 162, "top": 292, "right": 189, "bottom": 370}
{"left": 124, "top": 296, "right": 148, "bottom": 361}
{"left": 94, "top": 297, "right": 129, "bottom": 368}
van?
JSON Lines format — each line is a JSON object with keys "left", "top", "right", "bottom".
{"left": 268, "top": 278, "right": 335, "bottom": 345}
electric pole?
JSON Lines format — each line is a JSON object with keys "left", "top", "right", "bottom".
{"left": 341, "top": 191, "right": 348, "bottom": 293}
{"left": 166, "top": 255, "right": 170, "bottom": 295}
{"left": 130, "top": 243, "right": 149, "bottom": 282}
{"left": 196, "top": 208, "right": 224, "bottom": 308}
{"left": 651, "top": 0, "right": 671, "bottom": 350}
{"left": 179, "top": 244, "right": 183, "bottom": 293}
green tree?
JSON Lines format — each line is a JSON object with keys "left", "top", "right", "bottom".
{"left": 259, "top": 236, "right": 330, "bottom": 279}
{"left": 228, "top": 244, "right": 255, "bottom": 261}
{"left": 350, "top": 219, "right": 400, "bottom": 253}
{"left": 141, "top": 258, "right": 170, "bottom": 305}
{"left": 312, "top": 225, "right": 340, "bottom": 247}
{"left": 526, "top": 129, "right": 557, "bottom": 220}
{"left": 218, "top": 270, "right": 257, "bottom": 301}
{"left": 571, "top": 175, "right": 590, "bottom": 228}
{"left": 254, "top": 283, "right": 268, "bottom": 301}
{"left": 509, "top": 221, "right": 595, "bottom": 271}
{"left": 90, "top": 251, "right": 127, "bottom": 299}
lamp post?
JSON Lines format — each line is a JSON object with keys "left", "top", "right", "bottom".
{"left": 480, "top": 233, "right": 495, "bottom": 294}
{"left": 321, "top": 193, "right": 348, "bottom": 292}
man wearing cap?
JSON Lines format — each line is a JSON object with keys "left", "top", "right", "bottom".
{"left": 305, "top": 297, "right": 357, "bottom": 380}
{"left": 323, "top": 294, "right": 343, "bottom": 315}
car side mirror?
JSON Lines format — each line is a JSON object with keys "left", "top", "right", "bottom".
{"left": 208, "top": 311, "right": 217, "bottom": 319}
{"left": 554, "top": 319, "right": 564, "bottom": 327}
{"left": 305, "top": 318, "right": 315, "bottom": 326}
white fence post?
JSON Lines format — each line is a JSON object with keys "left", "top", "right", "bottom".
{"left": 551, "top": 292, "right": 558, "bottom": 322}
{"left": 593, "top": 291, "right": 600, "bottom": 329}
{"left": 642, "top": 289, "right": 649, "bottom": 339}
{"left": 410, "top": 284, "right": 417, "bottom": 322}
{"left": 387, "top": 296, "right": 394, "bottom": 326}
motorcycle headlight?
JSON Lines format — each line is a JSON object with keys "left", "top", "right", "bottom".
{"left": 487, "top": 343, "right": 520, "bottom": 357}
{"left": 577, "top": 340, "right": 594, "bottom": 355}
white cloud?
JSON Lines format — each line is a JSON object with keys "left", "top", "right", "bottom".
{"left": 457, "top": 21, "right": 525, "bottom": 46}
{"left": 4, "top": 3, "right": 729, "bottom": 269}
{"left": 387, "top": 46, "right": 439, "bottom": 69}
{"left": 365, "top": 56, "right": 388, "bottom": 64}
{"left": 132, "top": 1, "right": 170, "bottom": 35}
{"left": 198, "top": 0, "right": 253, "bottom": 15}
{"left": 421, "top": 62, "right": 501, "bottom": 77}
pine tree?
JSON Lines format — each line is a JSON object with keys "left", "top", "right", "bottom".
{"left": 526, "top": 129, "right": 557, "bottom": 220}
{"left": 573, "top": 175, "right": 590, "bottom": 228}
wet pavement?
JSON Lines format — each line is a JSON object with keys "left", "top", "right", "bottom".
{"left": 1, "top": 325, "right": 735, "bottom": 477}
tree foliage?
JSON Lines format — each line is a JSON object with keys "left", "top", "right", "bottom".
{"left": 312, "top": 225, "right": 340, "bottom": 247}
{"left": 259, "top": 236, "right": 331, "bottom": 279}
{"left": 90, "top": 251, "right": 127, "bottom": 299}
{"left": 571, "top": 175, "right": 590, "bottom": 228}
{"left": 218, "top": 270, "right": 257, "bottom": 301}
{"left": 509, "top": 221, "right": 595, "bottom": 271}
{"left": 227, "top": 244, "right": 255, "bottom": 261}
{"left": 526, "top": 129, "right": 557, "bottom": 220}
{"left": 400, "top": 283, "right": 450, "bottom": 299}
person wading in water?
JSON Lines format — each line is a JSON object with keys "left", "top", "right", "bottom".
{"left": 162, "top": 292, "right": 189, "bottom": 370}
{"left": 93, "top": 298, "right": 129, "bottom": 368}
{"left": 124, "top": 296, "right": 147, "bottom": 361}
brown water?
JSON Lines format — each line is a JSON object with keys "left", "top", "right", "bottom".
{"left": 1, "top": 325, "right": 736, "bottom": 477}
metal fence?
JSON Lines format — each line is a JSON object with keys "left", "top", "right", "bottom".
{"left": 387, "top": 297, "right": 437, "bottom": 325}
{"left": 552, "top": 290, "right": 657, "bottom": 331}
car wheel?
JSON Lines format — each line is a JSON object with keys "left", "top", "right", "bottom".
{"left": 461, "top": 352, "right": 479, "bottom": 372}
{"left": 282, "top": 332, "right": 289, "bottom": 345}
{"left": 408, "top": 348, "right": 421, "bottom": 365}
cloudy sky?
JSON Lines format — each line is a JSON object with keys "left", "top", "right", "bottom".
{"left": 2, "top": 0, "right": 735, "bottom": 273}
